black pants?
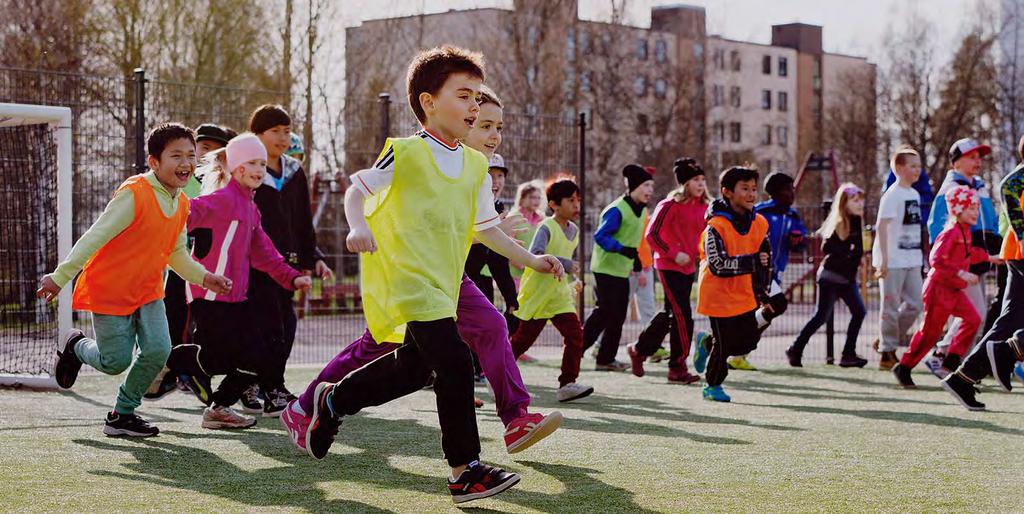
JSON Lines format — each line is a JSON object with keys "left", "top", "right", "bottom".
{"left": 328, "top": 318, "right": 480, "bottom": 467}
{"left": 984, "top": 263, "right": 1009, "bottom": 335}
{"left": 635, "top": 270, "right": 695, "bottom": 370}
{"left": 791, "top": 280, "right": 866, "bottom": 356}
{"left": 707, "top": 311, "right": 762, "bottom": 386}
{"left": 583, "top": 273, "right": 631, "bottom": 365}
{"left": 960, "top": 260, "right": 1024, "bottom": 379}
{"left": 169, "top": 300, "right": 267, "bottom": 407}
{"left": 164, "top": 271, "right": 191, "bottom": 347}
{"left": 248, "top": 269, "right": 297, "bottom": 391}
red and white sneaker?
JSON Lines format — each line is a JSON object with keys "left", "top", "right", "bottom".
{"left": 504, "top": 411, "right": 562, "bottom": 454}
{"left": 280, "top": 400, "right": 311, "bottom": 451}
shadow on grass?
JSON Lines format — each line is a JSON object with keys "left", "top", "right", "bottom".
{"left": 760, "top": 403, "right": 1024, "bottom": 436}
{"left": 727, "top": 380, "right": 951, "bottom": 406}
{"left": 58, "top": 390, "right": 180, "bottom": 423}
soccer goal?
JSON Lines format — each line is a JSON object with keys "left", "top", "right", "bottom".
{"left": 0, "top": 103, "right": 72, "bottom": 389}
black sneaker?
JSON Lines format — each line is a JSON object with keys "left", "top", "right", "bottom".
{"left": 839, "top": 354, "right": 868, "bottom": 368}
{"left": 143, "top": 368, "right": 179, "bottom": 401}
{"left": 103, "top": 411, "right": 159, "bottom": 437}
{"left": 263, "top": 388, "right": 294, "bottom": 418}
{"left": 54, "top": 329, "right": 85, "bottom": 389}
{"left": 785, "top": 346, "right": 803, "bottom": 368}
{"left": 179, "top": 374, "right": 212, "bottom": 406}
{"left": 941, "top": 373, "right": 985, "bottom": 411}
{"left": 240, "top": 385, "right": 262, "bottom": 414}
{"left": 448, "top": 462, "right": 521, "bottom": 504}
{"left": 306, "top": 382, "right": 342, "bottom": 460}
{"left": 986, "top": 341, "right": 1016, "bottom": 393}
{"left": 893, "top": 364, "right": 916, "bottom": 388}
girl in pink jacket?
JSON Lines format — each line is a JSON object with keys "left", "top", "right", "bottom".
{"left": 168, "top": 134, "right": 311, "bottom": 429}
{"left": 893, "top": 185, "right": 1001, "bottom": 388}
{"left": 628, "top": 158, "right": 709, "bottom": 384}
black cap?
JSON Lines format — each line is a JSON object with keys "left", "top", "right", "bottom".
{"left": 673, "top": 158, "right": 704, "bottom": 185}
{"left": 623, "top": 163, "right": 653, "bottom": 192}
{"left": 195, "top": 123, "right": 232, "bottom": 146}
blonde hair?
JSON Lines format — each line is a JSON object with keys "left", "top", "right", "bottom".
{"left": 513, "top": 180, "right": 545, "bottom": 212}
{"left": 890, "top": 146, "right": 920, "bottom": 171}
{"left": 817, "top": 182, "right": 863, "bottom": 240}
{"left": 198, "top": 148, "right": 230, "bottom": 196}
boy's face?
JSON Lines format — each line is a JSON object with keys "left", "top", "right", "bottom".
{"left": 552, "top": 192, "right": 581, "bottom": 221}
{"left": 960, "top": 200, "right": 980, "bottom": 225}
{"left": 895, "top": 155, "right": 921, "bottom": 183}
{"left": 724, "top": 178, "right": 758, "bottom": 212}
{"left": 420, "top": 72, "right": 481, "bottom": 142}
{"left": 258, "top": 125, "right": 291, "bottom": 159}
{"left": 488, "top": 168, "right": 506, "bottom": 197}
{"left": 629, "top": 179, "right": 654, "bottom": 205}
{"left": 232, "top": 159, "right": 267, "bottom": 191}
{"left": 197, "top": 139, "right": 225, "bottom": 159}
{"left": 463, "top": 102, "right": 503, "bottom": 158}
{"left": 772, "top": 183, "right": 795, "bottom": 207}
{"left": 149, "top": 137, "right": 197, "bottom": 190}
{"left": 953, "top": 151, "right": 982, "bottom": 177}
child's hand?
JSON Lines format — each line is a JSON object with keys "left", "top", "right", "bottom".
{"left": 347, "top": 226, "right": 377, "bottom": 253}
{"left": 674, "top": 252, "right": 691, "bottom": 267}
{"left": 314, "top": 260, "right": 334, "bottom": 281}
{"left": 203, "top": 273, "right": 233, "bottom": 295}
{"left": 499, "top": 212, "right": 528, "bottom": 239}
{"left": 759, "top": 252, "right": 769, "bottom": 266}
{"left": 989, "top": 255, "right": 1005, "bottom": 266}
{"left": 293, "top": 276, "right": 313, "bottom": 292}
{"left": 36, "top": 275, "right": 61, "bottom": 303}
{"left": 958, "top": 270, "right": 979, "bottom": 286}
{"left": 532, "top": 255, "right": 565, "bottom": 280}
{"left": 875, "top": 264, "right": 887, "bottom": 280}
{"left": 569, "top": 261, "right": 580, "bottom": 275}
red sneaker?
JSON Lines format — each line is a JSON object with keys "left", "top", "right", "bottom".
{"left": 280, "top": 400, "right": 311, "bottom": 451}
{"left": 627, "top": 344, "right": 646, "bottom": 377}
{"left": 667, "top": 367, "right": 700, "bottom": 384}
{"left": 504, "top": 411, "right": 563, "bottom": 454}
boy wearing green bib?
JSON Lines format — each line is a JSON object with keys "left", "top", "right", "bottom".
{"left": 511, "top": 179, "right": 594, "bottom": 402}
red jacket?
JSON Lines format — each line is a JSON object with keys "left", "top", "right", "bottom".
{"left": 646, "top": 196, "right": 708, "bottom": 275}
{"left": 923, "top": 221, "right": 989, "bottom": 302}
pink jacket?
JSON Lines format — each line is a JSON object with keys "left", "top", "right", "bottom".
{"left": 923, "top": 221, "right": 989, "bottom": 302}
{"left": 186, "top": 179, "right": 300, "bottom": 303}
{"left": 645, "top": 196, "right": 707, "bottom": 275}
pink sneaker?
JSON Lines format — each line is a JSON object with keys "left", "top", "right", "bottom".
{"left": 280, "top": 400, "right": 311, "bottom": 451}
{"left": 504, "top": 411, "right": 562, "bottom": 454}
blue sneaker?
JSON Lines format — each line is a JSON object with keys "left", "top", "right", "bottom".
{"left": 1015, "top": 362, "right": 1024, "bottom": 385}
{"left": 702, "top": 385, "right": 731, "bottom": 402}
{"left": 693, "top": 331, "right": 711, "bottom": 374}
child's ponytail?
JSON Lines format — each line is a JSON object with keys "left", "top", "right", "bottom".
{"left": 198, "top": 148, "right": 230, "bottom": 196}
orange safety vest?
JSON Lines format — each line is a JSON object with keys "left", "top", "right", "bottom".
{"left": 638, "top": 213, "right": 654, "bottom": 269}
{"left": 72, "top": 175, "right": 189, "bottom": 315}
{"left": 1002, "top": 187, "right": 1024, "bottom": 260}
{"left": 696, "top": 214, "right": 769, "bottom": 318}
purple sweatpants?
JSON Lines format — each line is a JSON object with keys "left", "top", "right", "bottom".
{"left": 298, "top": 275, "right": 531, "bottom": 426}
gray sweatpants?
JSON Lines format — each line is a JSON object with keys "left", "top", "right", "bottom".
{"left": 878, "top": 267, "right": 923, "bottom": 352}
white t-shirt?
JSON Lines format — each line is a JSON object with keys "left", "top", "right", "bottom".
{"left": 349, "top": 130, "right": 501, "bottom": 232}
{"left": 872, "top": 184, "right": 923, "bottom": 268}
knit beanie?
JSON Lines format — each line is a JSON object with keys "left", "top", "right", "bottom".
{"left": 673, "top": 158, "right": 704, "bottom": 185}
{"left": 227, "top": 133, "right": 268, "bottom": 172}
{"left": 946, "top": 184, "right": 978, "bottom": 217}
{"left": 623, "top": 163, "right": 653, "bottom": 192}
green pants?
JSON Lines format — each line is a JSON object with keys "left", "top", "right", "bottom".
{"left": 74, "top": 299, "right": 171, "bottom": 414}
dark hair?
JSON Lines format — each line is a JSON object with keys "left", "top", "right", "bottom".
{"left": 719, "top": 166, "right": 760, "bottom": 191}
{"left": 546, "top": 178, "right": 580, "bottom": 205}
{"left": 406, "top": 45, "right": 486, "bottom": 123}
{"left": 479, "top": 84, "right": 502, "bottom": 108}
{"left": 248, "top": 104, "right": 291, "bottom": 134}
{"left": 146, "top": 122, "right": 195, "bottom": 158}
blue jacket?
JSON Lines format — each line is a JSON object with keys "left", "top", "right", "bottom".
{"left": 753, "top": 199, "right": 807, "bottom": 283}
{"left": 884, "top": 168, "right": 934, "bottom": 221}
{"left": 927, "top": 170, "right": 999, "bottom": 244}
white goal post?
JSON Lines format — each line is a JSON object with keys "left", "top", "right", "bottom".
{"left": 0, "top": 103, "right": 72, "bottom": 389}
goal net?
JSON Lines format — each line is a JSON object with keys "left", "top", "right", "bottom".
{"left": 0, "top": 103, "right": 72, "bottom": 389}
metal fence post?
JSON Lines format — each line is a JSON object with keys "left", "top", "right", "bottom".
{"left": 377, "top": 92, "right": 391, "bottom": 149}
{"left": 133, "top": 68, "right": 146, "bottom": 173}
{"left": 577, "top": 112, "right": 587, "bottom": 319}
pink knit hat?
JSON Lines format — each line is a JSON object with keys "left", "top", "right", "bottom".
{"left": 946, "top": 184, "right": 978, "bottom": 216}
{"left": 226, "top": 133, "right": 267, "bottom": 172}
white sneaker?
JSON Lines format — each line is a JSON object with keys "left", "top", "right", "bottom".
{"left": 556, "top": 382, "right": 594, "bottom": 403}
{"left": 923, "top": 354, "right": 944, "bottom": 377}
{"left": 202, "top": 405, "right": 257, "bottom": 429}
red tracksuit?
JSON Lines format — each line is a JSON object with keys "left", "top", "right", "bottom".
{"left": 900, "top": 221, "right": 989, "bottom": 368}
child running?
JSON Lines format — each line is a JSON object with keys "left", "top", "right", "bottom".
{"left": 281, "top": 82, "right": 563, "bottom": 458}
{"left": 786, "top": 183, "right": 869, "bottom": 368}
{"left": 627, "top": 158, "right": 708, "bottom": 384}
{"left": 303, "top": 46, "right": 564, "bottom": 504}
{"left": 39, "top": 123, "right": 231, "bottom": 437}
{"left": 893, "top": 185, "right": 1001, "bottom": 388}
{"left": 166, "top": 134, "right": 312, "bottom": 429}
{"left": 694, "top": 166, "right": 772, "bottom": 403}
{"left": 509, "top": 177, "right": 594, "bottom": 402}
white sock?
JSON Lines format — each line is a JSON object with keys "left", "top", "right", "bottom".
{"left": 449, "top": 460, "right": 480, "bottom": 482}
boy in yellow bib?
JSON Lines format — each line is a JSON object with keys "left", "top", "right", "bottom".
{"left": 511, "top": 178, "right": 594, "bottom": 402}
{"left": 304, "top": 46, "right": 563, "bottom": 505}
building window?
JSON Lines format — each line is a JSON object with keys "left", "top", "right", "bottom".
{"left": 580, "top": 30, "right": 591, "bottom": 55}
{"left": 764, "top": 159, "right": 772, "bottom": 171}
{"left": 779, "top": 57, "right": 788, "bottom": 77}
{"left": 712, "top": 85, "right": 724, "bottom": 107}
{"left": 730, "top": 50, "right": 741, "bottom": 71}
{"left": 713, "top": 48, "right": 725, "bottom": 69}
{"left": 762, "top": 55, "right": 771, "bottom": 75}
{"left": 634, "top": 76, "right": 647, "bottom": 97}
{"left": 581, "top": 70, "right": 591, "bottom": 92}
{"left": 730, "top": 122, "right": 742, "bottom": 143}
{"left": 778, "top": 91, "right": 788, "bottom": 112}
{"left": 693, "top": 42, "right": 704, "bottom": 59}
{"left": 600, "top": 33, "right": 611, "bottom": 55}
{"left": 713, "top": 121, "right": 724, "bottom": 142}
{"left": 637, "top": 113, "right": 649, "bottom": 134}
{"left": 527, "top": 25, "right": 538, "bottom": 46}
{"left": 730, "top": 86, "right": 741, "bottom": 108}
{"left": 762, "top": 124, "right": 772, "bottom": 145}
{"left": 654, "top": 78, "right": 667, "bottom": 99}
{"left": 655, "top": 40, "right": 668, "bottom": 63}
{"left": 777, "top": 126, "right": 788, "bottom": 146}
{"left": 636, "top": 39, "right": 649, "bottom": 60}
{"left": 566, "top": 30, "right": 576, "bottom": 61}
{"left": 526, "top": 65, "right": 537, "bottom": 87}
{"left": 813, "top": 58, "right": 822, "bottom": 89}
{"left": 761, "top": 89, "right": 771, "bottom": 110}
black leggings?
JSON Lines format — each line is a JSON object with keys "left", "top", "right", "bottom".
{"left": 583, "top": 273, "right": 631, "bottom": 365}
{"left": 707, "top": 311, "right": 761, "bottom": 386}
{"left": 635, "top": 270, "right": 695, "bottom": 369}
